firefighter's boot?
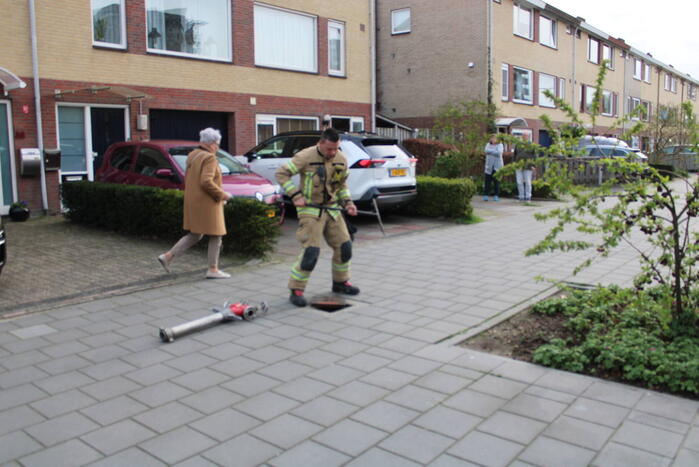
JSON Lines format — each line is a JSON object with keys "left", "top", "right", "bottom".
{"left": 289, "top": 289, "right": 307, "bottom": 307}
{"left": 332, "top": 281, "right": 360, "bottom": 295}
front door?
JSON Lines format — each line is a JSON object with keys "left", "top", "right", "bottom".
{"left": 91, "top": 107, "right": 126, "bottom": 170}
{"left": 0, "top": 101, "right": 15, "bottom": 213}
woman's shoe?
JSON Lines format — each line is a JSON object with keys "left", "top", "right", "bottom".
{"left": 483, "top": 195, "right": 489, "bottom": 201}
{"left": 493, "top": 196, "right": 500, "bottom": 201}
{"left": 157, "top": 254, "right": 171, "bottom": 273}
{"left": 206, "top": 270, "right": 231, "bottom": 279}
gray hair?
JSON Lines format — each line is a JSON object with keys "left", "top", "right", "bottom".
{"left": 199, "top": 127, "right": 222, "bottom": 144}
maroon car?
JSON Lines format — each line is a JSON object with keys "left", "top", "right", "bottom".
{"left": 96, "top": 140, "right": 281, "bottom": 206}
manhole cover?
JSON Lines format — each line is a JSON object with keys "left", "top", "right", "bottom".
{"left": 310, "top": 294, "right": 352, "bottom": 312}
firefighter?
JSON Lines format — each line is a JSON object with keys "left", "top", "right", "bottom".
{"left": 275, "top": 128, "right": 360, "bottom": 307}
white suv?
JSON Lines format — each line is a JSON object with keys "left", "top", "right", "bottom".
{"left": 239, "top": 131, "right": 417, "bottom": 208}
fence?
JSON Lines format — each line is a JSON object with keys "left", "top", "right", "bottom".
{"left": 376, "top": 126, "right": 416, "bottom": 143}
{"left": 545, "top": 157, "right": 611, "bottom": 185}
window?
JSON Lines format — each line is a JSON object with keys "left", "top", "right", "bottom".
{"left": 587, "top": 37, "right": 599, "bottom": 64}
{"left": 134, "top": 147, "right": 172, "bottom": 177}
{"left": 629, "top": 97, "right": 641, "bottom": 120}
{"left": 641, "top": 101, "right": 651, "bottom": 121}
{"left": 582, "top": 84, "right": 596, "bottom": 113}
{"left": 634, "top": 58, "right": 643, "bottom": 80}
{"left": 602, "top": 90, "right": 613, "bottom": 116}
{"left": 601, "top": 44, "right": 613, "bottom": 69}
{"left": 664, "top": 73, "right": 671, "bottom": 90}
{"left": 539, "top": 16, "right": 556, "bottom": 48}
{"left": 146, "top": 0, "right": 231, "bottom": 61}
{"left": 351, "top": 117, "right": 364, "bottom": 132}
{"left": 328, "top": 21, "right": 345, "bottom": 76}
{"left": 110, "top": 146, "right": 135, "bottom": 171}
{"left": 254, "top": 4, "right": 317, "bottom": 72}
{"left": 92, "top": 0, "right": 126, "bottom": 48}
{"left": 558, "top": 77, "right": 565, "bottom": 101}
{"left": 689, "top": 84, "right": 697, "bottom": 100}
{"left": 671, "top": 76, "right": 677, "bottom": 93}
{"left": 501, "top": 64, "right": 509, "bottom": 101}
{"left": 538, "top": 73, "right": 556, "bottom": 108}
{"left": 513, "top": 4, "right": 533, "bottom": 40}
{"left": 391, "top": 8, "right": 411, "bottom": 34}
{"left": 255, "top": 115, "right": 318, "bottom": 144}
{"left": 513, "top": 66, "right": 533, "bottom": 104}
{"left": 644, "top": 63, "right": 651, "bottom": 83}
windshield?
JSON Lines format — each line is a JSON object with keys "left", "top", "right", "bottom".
{"left": 363, "top": 143, "right": 411, "bottom": 159}
{"left": 169, "top": 147, "right": 250, "bottom": 175}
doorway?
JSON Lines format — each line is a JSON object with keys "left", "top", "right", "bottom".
{"left": 150, "top": 109, "right": 229, "bottom": 151}
{"left": 0, "top": 101, "right": 16, "bottom": 212}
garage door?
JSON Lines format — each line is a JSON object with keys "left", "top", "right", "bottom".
{"left": 150, "top": 109, "right": 230, "bottom": 151}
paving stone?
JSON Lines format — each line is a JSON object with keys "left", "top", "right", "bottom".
{"left": 449, "top": 350, "right": 507, "bottom": 373}
{"left": 442, "top": 388, "right": 506, "bottom": 418}
{"left": 180, "top": 386, "right": 244, "bottom": 414}
{"left": 412, "top": 370, "right": 471, "bottom": 394}
{"left": 519, "top": 436, "right": 596, "bottom": 467}
{"left": 351, "top": 400, "right": 420, "bottom": 433}
{"left": 78, "top": 359, "right": 137, "bottom": 381}
{"left": 379, "top": 424, "right": 455, "bottom": 464}
{"left": 327, "top": 380, "right": 390, "bottom": 407}
{"left": 673, "top": 448, "right": 699, "bottom": 467}
{"left": 591, "top": 442, "right": 671, "bottom": 467}
{"left": 120, "top": 348, "right": 173, "bottom": 368}
{"left": 634, "top": 393, "right": 699, "bottom": 424}
{"left": 345, "top": 447, "right": 422, "bottom": 467}
{"left": 221, "top": 372, "right": 282, "bottom": 397}
{"left": 203, "top": 433, "right": 281, "bottom": 467}
{"left": 291, "top": 396, "right": 358, "bottom": 427}
{"left": 140, "top": 426, "right": 217, "bottom": 465}
{"left": 448, "top": 430, "right": 523, "bottom": 466}
{"left": 387, "top": 355, "right": 443, "bottom": 377}
{"left": 249, "top": 414, "right": 323, "bottom": 449}
{"left": 313, "top": 419, "right": 387, "bottom": 456}
{"left": 503, "top": 393, "right": 568, "bottom": 423}
{"left": 82, "top": 376, "right": 143, "bottom": 402}
{"left": 30, "top": 389, "right": 97, "bottom": 418}
{"left": 25, "top": 411, "right": 100, "bottom": 447}
{"left": 611, "top": 420, "right": 684, "bottom": 458}
{"left": 267, "top": 439, "right": 349, "bottom": 467}
{"left": 246, "top": 346, "right": 297, "bottom": 364}
{"left": 170, "top": 367, "right": 229, "bottom": 391}
{"left": 271, "top": 377, "right": 334, "bottom": 403}
{"left": 307, "top": 363, "right": 364, "bottom": 386}
{"left": 290, "top": 348, "right": 343, "bottom": 369}
{"left": 564, "top": 397, "right": 631, "bottom": 428}
{"left": 129, "top": 381, "right": 192, "bottom": 408}
{"left": 189, "top": 408, "right": 261, "bottom": 442}
{"left": 33, "top": 370, "right": 95, "bottom": 394}
{"left": 385, "top": 384, "right": 447, "bottom": 412}
{"left": 10, "top": 325, "right": 56, "bottom": 340}
{"left": 257, "top": 360, "right": 314, "bottom": 382}
{"left": 1, "top": 350, "right": 50, "bottom": 370}
{"left": 124, "top": 363, "right": 182, "bottom": 386}
{"left": 86, "top": 447, "right": 167, "bottom": 467}
{"left": 413, "top": 405, "right": 482, "bottom": 439}
{"left": 163, "top": 353, "right": 218, "bottom": 373}
{"left": 581, "top": 381, "right": 644, "bottom": 408}
{"left": 469, "top": 374, "right": 528, "bottom": 399}
{"left": 18, "top": 439, "right": 102, "bottom": 467}
{"left": 524, "top": 385, "right": 578, "bottom": 404}
{"left": 378, "top": 336, "right": 427, "bottom": 354}
{"left": 81, "top": 395, "right": 149, "bottom": 426}
{"left": 429, "top": 454, "right": 482, "bottom": 467}
{"left": 79, "top": 344, "right": 130, "bottom": 363}
{"left": 0, "top": 430, "right": 43, "bottom": 464}
{"left": 211, "top": 356, "right": 266, "bottom": 378}
{"left": 35, "top": 354, "right": 91, "bottom": 375}
{"left": 628, "top": 410, "right": 690, "bottom": 435}
{"left": 477, "top": 410, "right": 548, "bottom": 445}
{"left": 81, "top": 419, "right": 156, "bottom": 455}
{"left": 234, "top": 391, "right": 300, "bottom": 421}
{"left": 0, "top": 365, "right": 49, "bottom": 389}
{"left": 337, "top": 352, "right": 391, "bottom": 373}
{"left": 359, "top": 367, "right": 416, "bottom": 391}
{"left": 133, "top": 401, "right": 204, "bottom": 433}
{"left": 543, "top": 415, "right": 615, "bottom": 450}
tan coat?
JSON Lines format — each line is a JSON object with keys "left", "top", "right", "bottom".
{"left": 182, "top": 147, "right": 228, "bottom": 236}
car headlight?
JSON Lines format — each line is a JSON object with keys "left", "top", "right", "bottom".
{"left": 255, "top": 192, "right": 264, "bottom": 202}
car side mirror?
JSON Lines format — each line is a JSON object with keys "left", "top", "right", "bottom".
{"left": 155, "top": 168, "right": 174, "bottom": 178}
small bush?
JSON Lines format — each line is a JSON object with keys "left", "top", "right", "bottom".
{"left": 412, "top": 176, "right": 476, "bottom": 219}
{"left": 402, "top": 138, "right": 456, "bottom": 175}
{"left": 61, "top": 181, "right": 279, "bottom": 258}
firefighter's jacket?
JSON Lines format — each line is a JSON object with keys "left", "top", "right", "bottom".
{"left": 275, "top": 145, "right": 353, "bottom": 219}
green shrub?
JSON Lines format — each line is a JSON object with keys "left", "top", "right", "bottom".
{"left": 428, "top": 151, "right": 469, "bottom": 178}
{"left": 412, "top": 176, "right": 475, "bottom": 219}
{"left": 61, "top": 181, "right": 279, "bottom": 258}
{"left": 402, "top": 138, "right": 456, "bottom": 175}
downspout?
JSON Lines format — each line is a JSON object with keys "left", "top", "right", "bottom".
{"left": 486, "top": 0, "right": 493, "bottom": 109}
{"left": 29, "top": 0, "right": 48, "bottom": 212}
{"left": 370, "top": 0, "right": 376, "bottom": 132}
{"left": 571, "top": 26, "right": 577, "bottom": 111}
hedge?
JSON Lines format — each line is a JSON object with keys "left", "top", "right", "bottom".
{"left": 61, "top": 181, "right": 280, "bottom": 258}
{"left": 402, "top": 138, "right": 456, "bottom": 175}
{"left": 411, "top": 176, "right": 476, "bottom": 219}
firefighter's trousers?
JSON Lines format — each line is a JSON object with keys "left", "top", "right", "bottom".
{"left": 288, "top": 211, "right": 351, "bottom": 291}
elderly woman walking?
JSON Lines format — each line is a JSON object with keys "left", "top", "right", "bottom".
{"left": 157, "top": 128, "right": 232, "bottom": 279}
{"left": 483, "top": 134, "right": 504, "bottom": 201}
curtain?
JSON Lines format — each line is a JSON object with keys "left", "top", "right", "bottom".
{"left": 254, "top": 5, "right": 316, "bottom": 72}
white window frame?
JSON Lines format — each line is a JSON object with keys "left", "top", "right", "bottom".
{"left": 630, "top": 97, "right": 641, "bottom": 121}
{"left": 328, "top": 20, "right": 345, "bottom": 77}
{"left": 601, "top": 90, "right": 613, "bottom": 116}
{"left": 0, "top": 100, "right": 18, "bottom": 212}
{"left": 641, "top": 101, "right": 651, "bottom": 121}
{"left": 512, "top": 66, "right": 533, "bottom": 105}
{"left": 501, "top": 64, "right": 509, "bottom": 101}
{"left": 351, "top": 117, "right": 365, "bottom": 132}
{"left": 254, "top": 4, "right": 317, "bottom": 73}
{"left": 583, "top": 85, "right": 596, "bottom": 113}
{"left": 391, "top": 8, "right": 411, "bottom": 35}
{"left": 255, "top": 114, "right": 319, "bottom": 144}
{"left": 539, "top": 15, "right": 556, "bottom": 48}
{"left": 145, "top": 0, "right": 232, "bottom": 62}
{"left": 558, "top": 77, "right": 565, "bottom": 101}
{"left": 56, "top": 103, "right": 130, "bottom": 180}
{"left": 601, "top": 44, "right": 613, "bottom": 69}
{"left": 671, "top": 76, "right": 677, "bottom": 93}
{"left": 587, "top": 37, "right": 599, "bottom": 64}
{"left": 91, "top": 0, "right": 127, "bottom": 49}
{"left": 634, "top": 58, "right": 643, "bottom": 80}
{"left": 513, "top": 4, "right": 533, "bottom": 40}
{"left": 538, "top": 73, "right": 556, "bottom": 108}
{"left": 644, "top": 63, "right": 651, "bottom": 83}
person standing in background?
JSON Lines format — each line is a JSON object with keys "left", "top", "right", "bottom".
{"left": 483, "top": 134, "right": 504, "bottom": 201}
{"left": 514, "top": 136, "right": 537, "bottom": 202}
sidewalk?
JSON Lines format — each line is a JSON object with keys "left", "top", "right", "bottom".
{"left": 0, "top": 199, "right": 697, "bottom": 466}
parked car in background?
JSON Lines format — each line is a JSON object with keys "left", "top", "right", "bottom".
{"left": 658, "top": 145, "right": 698, "bottom": 172}
{"left": 578, "top": 145, "right": 648, "bottom": 162}
{"left": 0, "top": 216, "right": 5, "bottom": 276}
{"left": 96, "top": 141, "right": 281, "bottom": 205}
{"left": 238, "top": 131, "right": 417, "bottom": 209}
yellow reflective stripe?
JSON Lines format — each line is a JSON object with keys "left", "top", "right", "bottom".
{"left": 332, "top": 262, "right": 350, "bottom": 272}
{"left": 282, "top": 180, "right": 297, "bottom": 195}
{"left": 303, "top": 172, "right": 314, "bottom": 198}
{"left": 337, "top": 188, "right": 350, "bottom": 199}
{"left": 286, "top": 161, "right": 299, "bottom": 175}
{"left": 290, "top": 268, "right": 310, "bottom": 281}
{"left": 297, "top": 207, "right": 320, "bottom": 216}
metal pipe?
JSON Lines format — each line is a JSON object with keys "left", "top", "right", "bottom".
{"left": 28, "top": 0, "right": 48, "bottom": 212}
{"left": 370, "top": 0, "right": 376, "bottom": 132}
{"left": 159, "top": 301, "right": 268, "bottom": 342}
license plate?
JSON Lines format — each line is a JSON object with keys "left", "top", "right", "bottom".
{"left": 389, "top": 168, "right": 407, "bottom": 177}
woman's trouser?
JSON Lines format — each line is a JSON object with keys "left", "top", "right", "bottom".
{"left": 516, "top": 169, "right": 533, "bottom": 200}
{"left": 170, "top": 233, "right": 222, "bottom": 268}
{"left": 484, "top": 171, "right": 500, "bottom": 196}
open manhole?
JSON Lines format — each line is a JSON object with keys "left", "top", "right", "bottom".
{"left": 310, "top": 294, "right": 353, "bottom": 312}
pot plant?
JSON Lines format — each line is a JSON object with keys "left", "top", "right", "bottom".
{"left": 9, "top": 200, "right": 30, "bottom": 222}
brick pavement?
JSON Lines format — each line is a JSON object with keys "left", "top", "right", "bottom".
{"left": 0, "top": 199, "right": 697, "bottom": 466}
